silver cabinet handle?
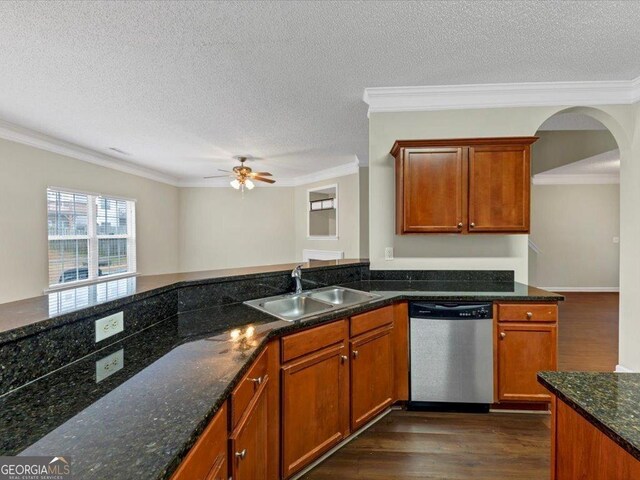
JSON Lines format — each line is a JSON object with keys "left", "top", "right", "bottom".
{"left": 235, "top": 449, "right": 247, "bottom": 460}
{"left": 526, "top": 311, "right": 533, "bottom": 319}
{"left": 470, "top": 222, "right": 476, "bottom": 228}
{"left": 352, "top": 350, "right": 359, "bottom": 359}
{"left": 457, "top": 222, "right": 463, "bottom": 228}
{"left": 248, "top": 376, "right": 263, "bottom": 385}
{"left": 500, "top": 332, "right": 506, "bottom": 339}
{"left": 340, "top": 355, "right": 348, "bottom": 364}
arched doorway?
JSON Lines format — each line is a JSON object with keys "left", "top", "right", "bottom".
{"left": 530, "top": 107, "right": 629, "bottom": 372}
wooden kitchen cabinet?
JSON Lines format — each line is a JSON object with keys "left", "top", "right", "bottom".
{"left": 497, "top": 322, "right": 557, "bottom": 403}
{"left": 280, "top": 320, "right": 350, "bottom": 479}
{"left": 230, "top": 377, "right": 269, "bottom": 480}
{"left": 171, "top": 402, "right": 228, "bottom": 480}
{"left": 551, "top": 396, "right": 640, "bottom": 479}
{"left": 391, "top": 137, "right": 537, "bottom": 234}
{"left": 350, "top": 324, "right": 394, "bottom": 430}
{"left": 468, "top": 144, "right": 530, "bottom": 233}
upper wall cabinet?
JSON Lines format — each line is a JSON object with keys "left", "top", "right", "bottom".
{"left": 391, "top": 137, "right": 537, "bottom": 235}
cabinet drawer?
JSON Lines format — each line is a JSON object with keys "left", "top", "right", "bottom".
{"left": 281, "top": 320, "right": 347, "bottom": 364}
{"left": 172, "top": 402, "right": 228, "bottom": 480}
{"left": 231, "top": 347, "right": 269, "bottom": 428}
{"left": 497, "top": 303, "right": 557, "bottom": 322}
{"left": 350, "top": 306, "right": 393, "bottom": 337}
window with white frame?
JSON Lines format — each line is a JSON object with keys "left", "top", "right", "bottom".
{"left": 47, "top": 188, "right": 136, "bottom": 287}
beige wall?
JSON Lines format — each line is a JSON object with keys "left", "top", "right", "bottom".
{"left": 532, "top": 130, "right": 618, "bottom": 174}
{"left": 178, "top": 187, "right": 296, "bottom": 272}
{"left": 529, "top": 184, "right": 620, "bottom": 289}
{"left": 359, "top": 167, "right": 369, "bottom": 258}
{"left": 294, "top": 173, "right": 361, "bottom": 261}
{"left": 0, "top": 138, "right": 179, "bottom": 303}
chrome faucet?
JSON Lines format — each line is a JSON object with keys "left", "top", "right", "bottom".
{"left": 292, "top": 264, "right": 304, "bottom": 294}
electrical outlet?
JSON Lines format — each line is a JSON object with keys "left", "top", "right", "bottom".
{"left": 95, "top": 311, "right": 124, "bottom": 342}
{"left": 384, "top": 247, "right": 394, "bottom": 260}
{"left": 95, "top": 349, "right": 124, "bottom": 383}
{"left": 613, "top": 237, "right": 620, "bottom": 244}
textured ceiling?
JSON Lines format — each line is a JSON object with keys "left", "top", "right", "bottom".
{"left": 1, "top": 1, "right": 639, "bottom": 181}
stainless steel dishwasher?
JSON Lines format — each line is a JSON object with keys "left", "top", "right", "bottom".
{"left": 409, "top": 302, "right": 493, "bottom": 412}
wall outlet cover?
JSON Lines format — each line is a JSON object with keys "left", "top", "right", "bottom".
{"left": 95, "top": 311, "right": 124, "bottom": 343}
{"left": 95, "top": 349, "right": 124, "bottom": 383}
{"left": 384, "top": 247, "right": 394, "bottom": 260}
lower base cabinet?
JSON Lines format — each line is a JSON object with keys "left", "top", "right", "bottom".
{"left": 350, "top": 324, "right": 394, "bottom": 430}
{"left": 552, "top": 396, "right": 640, "bottom": 479}
{"left": 171, "top": 403, "right": 228, "bottom": 480}
{"left": 495, "top": 302, "right": 558, "bottom": 404}
{"left": 280, "top": 322, "right": 350, "bottom": 479}
{"left": 230, "top": 377, "right": 269, "bottom": 480}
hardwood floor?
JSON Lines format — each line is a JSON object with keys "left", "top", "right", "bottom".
{"left": 303, "top": 293, "right": 619, "bottom": 479}
{"left": 556, "top": 292, "right": 618, "bottom": 372}
{"left": 302, "top": 410, "right": 550, "bottom": 480}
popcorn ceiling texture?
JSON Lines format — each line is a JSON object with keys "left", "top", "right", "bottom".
{"left": 0, "top": 1, "right": 639, "bottom": 180}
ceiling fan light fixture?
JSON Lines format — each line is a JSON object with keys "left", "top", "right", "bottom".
{"left": 245, "top": 179, "right": 255, "bottom": 190}
{"left": 230, "top": 178, "right": 241, "bottom": 189}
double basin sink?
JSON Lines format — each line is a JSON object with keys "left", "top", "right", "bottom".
{"left": 245, "top": 286, "right": 379, "bottom": 322}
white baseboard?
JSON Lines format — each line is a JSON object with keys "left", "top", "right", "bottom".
{"left": 615, "top": 364, "right": 635, "bottom": 373}
{"left": 539, "top": 286, "right": 619, "bottom": 293}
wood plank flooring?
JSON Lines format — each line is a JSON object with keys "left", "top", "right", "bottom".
{"left": 557, "top": 292, "right": 618, "bottom": 372}
{"left": 303, "top": 293, "right": 619, "bottom": 479}
{"left": 302, "top": 411, "right": 551, "bottom": 480}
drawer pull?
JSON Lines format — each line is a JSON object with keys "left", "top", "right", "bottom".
{"left": 352, "top": 350, "right": 359, "bottom": 359}
{"left": 500, "top": 332, "right": 506, "bottom": 339}
{"left": 235, "top": 449, "right": 247, "bottom": 460}
{"left": 526, "top": 311, "right": 533, "bottom": 319}
{"left": 248, "top": 376, "right": 263, "bottom": 385}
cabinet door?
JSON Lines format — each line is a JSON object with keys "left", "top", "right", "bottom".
{"left": 399, "top": 147, "right": 466, "bottom": 233}
{"left": 350, "top": 326, "right": 394, "bottom": 430}
{"left": 468, "top": 144, "right": 530, "bottom": 233}
{"left": 281, "top": 343, "right": 350, "bottom": 478}
{"left": 498, "top": 323, "right": 557, "bottom": 402}
{"left": 230, "top": 377, "right": 269, "bottom": 480}
{"left": 171, "top": 403, "right": 228, "bottom": 480}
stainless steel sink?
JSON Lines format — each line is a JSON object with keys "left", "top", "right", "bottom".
{"left": 245, "top": 287, "right": 379, "bottom": 322}
{"left": 308, "top": 287, "right": 378, "bottom": 306}
{"left": 258, "top": 295, "right": 333, "bottom": 320}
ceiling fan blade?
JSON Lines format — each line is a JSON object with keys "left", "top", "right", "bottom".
{"left": 203, "top": 174, "right": 233, "bottom": 179}
{"left": 218, "top": 169, "right": 233, "bottom": 173}
{"left": 253, "top": 176, "right": 276, "bottom": 184}
{"left": 250, "top": 172, "right": 273, "bottom": 177}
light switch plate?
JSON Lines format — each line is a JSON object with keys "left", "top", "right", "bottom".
{"left": 95, "top": 349, "right": 124, "bottom": 383}
{"left": 95, "top": 311, "right": 124, "bottom": 342}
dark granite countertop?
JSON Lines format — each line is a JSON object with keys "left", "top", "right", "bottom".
{"left": 339, "top": 280, "right": 563, "bottom": 302}
{"left": 2, "top": 281, "right": 562, "bottom": 480}
{"left": 0, "top": 259, "right": 369, "bottom": 343}
{"left": 538, "top": 372, "right": 640, "bottom": 461}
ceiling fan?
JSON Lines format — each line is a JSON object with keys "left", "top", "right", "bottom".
{"left": 204, "top": 156, "right": 275, "bottom": 191}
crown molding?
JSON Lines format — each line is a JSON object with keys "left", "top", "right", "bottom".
{"left": 179, "top": 157, "right": 361, "bottom": 188}
{"left": 363, "top": 76, "right": 640, "bottom": 115}
{"left": 0, "top": 119, "right": 180, "bottom": 186}
{"left": 532, "top": 173, "right": 619, "bottom": 185}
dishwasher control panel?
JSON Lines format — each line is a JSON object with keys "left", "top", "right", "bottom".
{"left": 409, "top": 302, "right": 492, "bottom": 320}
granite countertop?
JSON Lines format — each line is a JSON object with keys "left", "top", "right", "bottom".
{"left": 538, "top": 371, "right": 640, "bottom": 461}
{"left": 2, "top": 282, "right": 563, "bottom": 480}
{"left": 0, "top": 259, "right": 369, "bottom": 340}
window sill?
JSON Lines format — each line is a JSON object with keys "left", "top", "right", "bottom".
{"left": 44, "top": 272, "right": 139, "bottom": 294}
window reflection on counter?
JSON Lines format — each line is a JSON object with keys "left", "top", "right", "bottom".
{"left": 48, "top": 277, "right": 137, "bottom": 316}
